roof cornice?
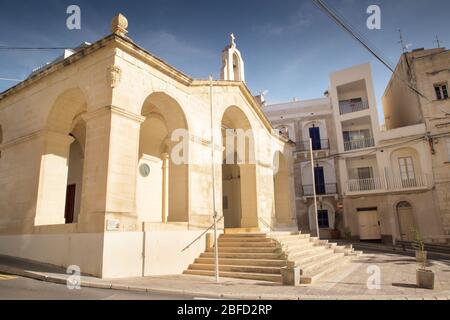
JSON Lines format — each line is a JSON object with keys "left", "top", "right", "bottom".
{"left": 0, "top": 33, "right": 285, "bottom": 143}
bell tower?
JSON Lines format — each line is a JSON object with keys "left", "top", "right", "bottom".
{"left": 220, "top": 34, "right": 245, "bottom": 83}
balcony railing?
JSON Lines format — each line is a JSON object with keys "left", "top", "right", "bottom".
{"left": 343, "top": 137, "right": 374, "bottom": 151}
{"left": 296, "top": 139, "right": 330, "bottom": 152}
{"left": 339, "top": 100, "right": 369, "bottom": 115}
{"left": 348, "top": 177, "right": 384, "bottom": 192}
{"left": 347, "top": 174, "right": 430, "bottom": 193}
{"left": 302, "top": 183, "right": 337, "bottom": 196}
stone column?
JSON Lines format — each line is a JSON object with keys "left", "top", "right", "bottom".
{"left": 161, "top": 152, "right": 169, "bottom": 223}
{"left": 35, "top": 131, "right": 74, "bottom": 226}
{"left": 79, "top": 106, "right": 144, "bottom": 233}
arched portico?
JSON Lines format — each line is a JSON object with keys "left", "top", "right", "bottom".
{"left": 137, "top": 92, "right": 190, "bottom": 223}
{"left": 273, "top": 151, "right": 291, "bottom": 224}
{"left": 35, "top": 88, "right": 87, "bottom": 226}
{"left": 221, "top": 106, "right": 258, "bottom": 229}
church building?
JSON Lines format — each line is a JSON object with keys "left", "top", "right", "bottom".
{"left": 0, "top": 14, "right": 298, "bottom": 278}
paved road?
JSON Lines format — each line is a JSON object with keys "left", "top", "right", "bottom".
{"left": 0, "top": 273, "right": 194, "bottom": 300}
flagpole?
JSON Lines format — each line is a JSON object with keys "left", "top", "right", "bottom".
{"left": 209, "top": 75, "right": 220, "bottom": 282}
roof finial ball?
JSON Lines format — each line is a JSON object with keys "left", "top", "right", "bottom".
{"left": 111, "top": 13, "right": 128, "bottom": 36}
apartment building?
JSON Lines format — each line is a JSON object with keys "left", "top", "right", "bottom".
{"left": 383, "top": 47, "right": 450, "bottom": 239}
{"left": 265, "top": 62, "right": 446, "bottom": 244}
{"left": 264, "top": 98, "right": 340, "bottom": 239}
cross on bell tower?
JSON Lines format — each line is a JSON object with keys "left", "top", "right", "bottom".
{"left": 220, "top": 33, "right": 245, "bottom": 83}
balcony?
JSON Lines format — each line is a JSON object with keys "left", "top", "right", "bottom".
{"left": 296, "top": 139, "right": 330, "bottom": 152}
{"left": 339, "top": 100, "right": 369, "bottom": 115}
{"left": 302, "top": 183, "right": 337, "bottom": 196}
{"left": 347, "top": 174, "right": 431, "bottom": 194}
{"left": 344, "top": 137, "right": 374, "bottom": 151}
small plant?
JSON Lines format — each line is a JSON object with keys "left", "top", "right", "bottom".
{"left": 412, "top": 228, "right": 427, "bottom": 269}
{"left": 344, "top": 228, "right": 352, "bottom": 241}
{"left": 412, "top": 228, "right": 425, "bottom": 252}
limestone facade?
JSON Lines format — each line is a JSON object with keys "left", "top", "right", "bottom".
{"left": 0, "top": 15, "right": 297, "bottom": 278}
{"left": 265, "top": 63, "right": 447, "bottom": 244}
{"left": 383, "top": 48, "right": 450, "bottom": 237}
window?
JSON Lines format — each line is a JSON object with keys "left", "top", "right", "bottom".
{"left": 343, "top": 129, "right": 374, "bottom": 150}
{"left": 357, "top": 167, "right": 374, "bottom": 180}
{"left": 434, "top": 83, "right": 449, "bottom": 100}
{"left": 398, "top": 156, "right": 416, "bottom": 187}
{"left": 398, "top": 157, "right": 415, "bottom": 180}
{"left": 317, "top": 210, "right": 330, "bottom": 229}
{"left": 357, "top": 167, "right": 375, "bottom": 190}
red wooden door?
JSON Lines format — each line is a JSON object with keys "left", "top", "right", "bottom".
{"left": 64, "top": 184, "right": 76, "bottom": 224}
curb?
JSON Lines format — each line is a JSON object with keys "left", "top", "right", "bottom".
{"left": 1, "top": 264, "right": 449, "bottom": 300}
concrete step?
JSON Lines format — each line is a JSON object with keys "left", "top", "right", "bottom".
{"left": 300, "top": 256, "right": 351, "bottom": 284}
{"left": 283, "top": 241, "right": 316, "bottom": 253}
{"left": 207, "top": 246, "right": 279, "bottom": 253}
{"left": 218, "top": 241, "right": 278, "bottom": 248}
{"left": 301, "top": 252, "right": 346, "bottom": 275}
{"left": 200, "top": 252, "right": 283, "bottom": 260}
{"left": 292, "top": 249, "right": 336, "bottom": 266}
{"left": 268, "top": 231, "right": 301, "bottom": 237}
{"left": 195, "top": 257, "right": 287, "bottom": 267}
{"left": 219, "top": 237, "right": 274, "bottom": 243}
{"left": 188, "top": 263, "right": 281, "bottom": 275}
{"left": 271, "top": 234, "right": 310, "bottom": 242}
{"left": 220, "top": 233, "right": 268, "bottom": 238}
{"left": 183, "top": 269, "right": 282, "bottom": 283}
{"left": 279, "top": 237, "right": 312, "bottom": 247}
{"left": 287, "top": 245, "right": 328, "bottom": 260}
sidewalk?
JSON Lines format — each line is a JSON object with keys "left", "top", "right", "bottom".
{"left": 1, "top": 252, "right": 449, "bottom": 300}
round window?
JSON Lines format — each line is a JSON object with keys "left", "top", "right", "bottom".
{"left": 139, "top": 163, "right": 150, "bottom": 177}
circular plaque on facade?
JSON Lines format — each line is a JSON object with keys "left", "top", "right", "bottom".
{"left": 139, "top": 163, "right": 150, "bottom": 177}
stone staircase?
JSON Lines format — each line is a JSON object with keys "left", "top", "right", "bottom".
{"left": 183, "top": 231, "right": 361, "bottom": 285}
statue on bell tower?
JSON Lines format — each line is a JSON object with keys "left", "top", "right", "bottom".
{"left": 220, "top": 33, "right": 245, "bottom": 83}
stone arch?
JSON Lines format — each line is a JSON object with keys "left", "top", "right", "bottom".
{"left": 46, "top": 87, "right": 88, "bottom": 135}
{"left": 137, "top": 92, "right": 190, "bottom": 223}
{"left": 389, "top": 147, "right": 422, "bottom": 184}
{"left": 308, "top": 201, "right": 336, "bottom": 232}
{"left": 35, "top": 88, "right": 88, "bottom": 226}
{"left": 273, "top": 151, "right": 291, "bottom": 224}
{"left": 395, "top": 200, "right": 416, "bottom": 241}
{"left": 221, "top": 105, "right": 258, "bottom": 228}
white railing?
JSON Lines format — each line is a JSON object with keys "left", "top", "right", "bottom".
{"left": 348, "top": 177, "right": 384, "bottom": 192}
{"left": 344, "top": 137, "right": 375, "bottom": 151}
{"left": 302, "top": 183, "right": 337, "bottom": 196}
{"left": 339, "top": 100, "right": 369, "bottom": 115}
{"left": 347, "top": 174, "right": 430, "bottom": 193}
{"left": 386, "top": 175, "right": 429, "bottom": 190}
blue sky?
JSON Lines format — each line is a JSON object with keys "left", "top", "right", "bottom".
{"left": 1, "top": 0, "right": 449, "bottom": 122}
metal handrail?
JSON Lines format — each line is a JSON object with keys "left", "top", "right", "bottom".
{"left": 181, "top": 216, "right": 224, "bottom": 252}
{"left": 259, "top": 217, "right": 275, "bottom": 232}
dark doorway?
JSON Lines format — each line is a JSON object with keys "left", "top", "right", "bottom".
{"left": 64, "top": 184, "right": 76, "bottom": 224}
{"left": 309, "top": 127, "right": 321, "bottom": 150}
{"left": 317, "top": 210, "right": 330, "bottom": 229}
{"left": 314, "top": 166, "right": 325, "bottom": 194}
